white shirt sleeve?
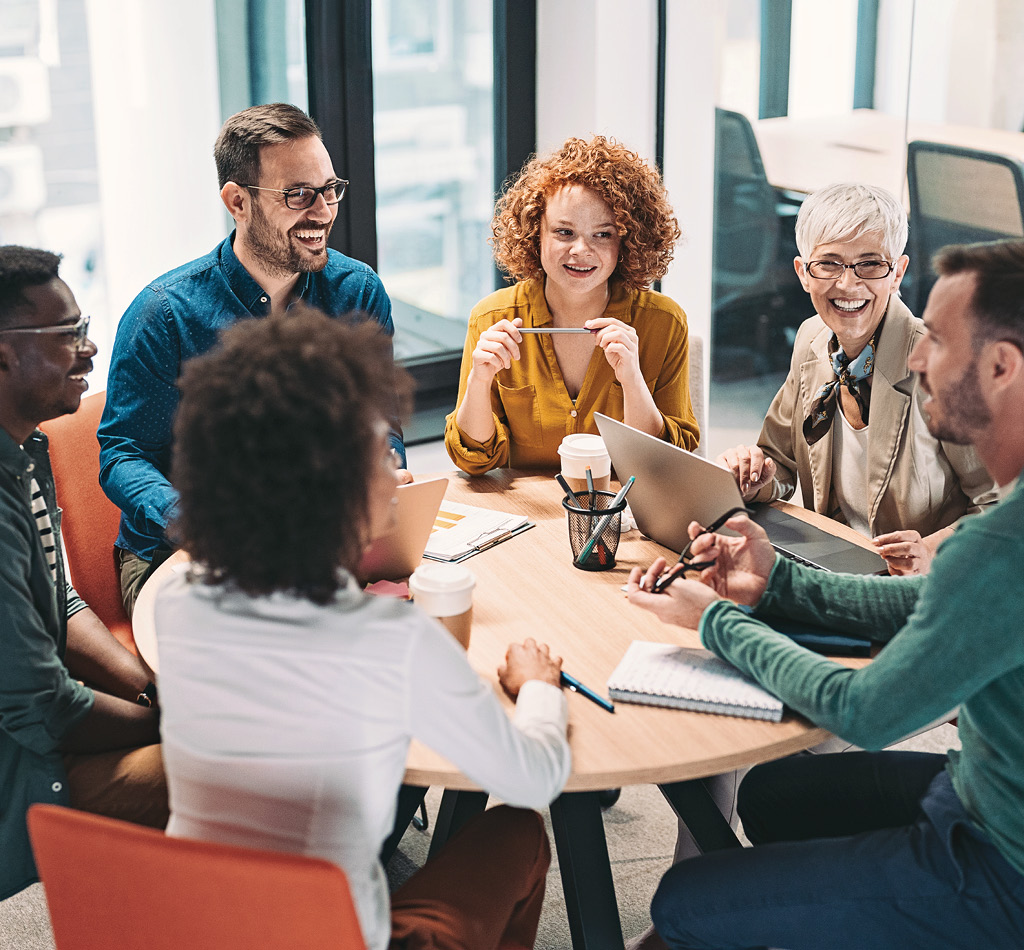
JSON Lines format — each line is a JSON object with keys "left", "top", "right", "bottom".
{"left": 405, "top": 618, "right": 571, "bottom": 808}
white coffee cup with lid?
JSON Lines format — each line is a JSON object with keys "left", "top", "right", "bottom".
{"left": 557, "top": 434, "right": 612, "bottom": 495}
{"left": 408, "top": 562, "right": 476, "bottom": 649}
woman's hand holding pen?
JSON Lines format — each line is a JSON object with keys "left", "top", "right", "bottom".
{"left": 587, "top": 316, "right": 664, "bottom": 438}
{"left": 468, "top": 318, "right": 524, "bottom": 384}
{"left": 498, "top": 637, "right": 563, "bottom": 699}
{"left": 457, "top": 318, "right": 525, "bottom": 444}
{"left": 586, "top": 317, "right": 642, "bottom": 384}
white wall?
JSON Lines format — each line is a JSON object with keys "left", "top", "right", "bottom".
{"left": 85, "top": 0, "right": 225, "bottom": 378}
{"left": 535, "top": 0, "right": 658, "bottom": 157}
{"left": 876, "top": 0, "right": 1024, "bottom": 131}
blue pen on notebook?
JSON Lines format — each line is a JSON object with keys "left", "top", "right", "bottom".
{"left": 560, "top": 671, "right": 615, "bottom": 713}
{"left": 574, "top": 476, "right": 635, "bottom": 567}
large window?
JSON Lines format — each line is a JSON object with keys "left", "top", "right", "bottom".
{"left": 0, "top": 0, "right": 224, "bottom": 385}
{"left": 371, "top": 0, "right": 497, "bottom": 366}
{"left": 306, "top": 0, "right": 535, "bottom": 442}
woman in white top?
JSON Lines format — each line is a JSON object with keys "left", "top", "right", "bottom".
{"left": 154, "top": 308, "right": 571, "bottom": 950}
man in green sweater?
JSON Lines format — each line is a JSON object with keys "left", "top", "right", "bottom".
{"left": 627, "top": 239, "right": 1024, "bottom": 948}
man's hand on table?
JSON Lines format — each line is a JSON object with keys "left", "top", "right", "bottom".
{"left": 498, "top": 637, "right": 563, "bottom": 699}
{"left": 626, "top": 514, "right": 776, "bottom": 628}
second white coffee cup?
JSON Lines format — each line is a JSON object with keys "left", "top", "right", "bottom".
{"left": 408, "top": 562, "right": 476, "bottom": 649}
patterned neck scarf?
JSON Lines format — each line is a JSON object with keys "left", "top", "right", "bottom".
{"left": 803, "top": 325, "right": 881, "bottom": 446}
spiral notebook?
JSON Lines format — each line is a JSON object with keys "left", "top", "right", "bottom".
{"left": 606, "top": 641, "right": 784, "bottom": 721}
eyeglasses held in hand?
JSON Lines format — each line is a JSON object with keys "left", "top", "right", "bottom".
{"left": 239, "top": 179, "right": 349, "bottom": 210}
{"left": 0, "top": 314, "right": 91, "bottom": 350}
{"left": 805, "top": 260, "right": 895, "bottom": 280}
{"left": 651, "top": 506, "right": 753, "bottom": 594}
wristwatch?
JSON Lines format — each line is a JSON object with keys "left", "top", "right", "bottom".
{"left": 135, "top": 682, "right": 158, "bottom": 708}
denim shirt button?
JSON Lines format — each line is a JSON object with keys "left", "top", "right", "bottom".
{"left": 26, "top": 462, "right": 35, "bottom": 473}
{"left": 51, "top": 781, "right": 62, "bottom": 793}
{"left": 260, "top": 296, "right": 268, "bottom": 304}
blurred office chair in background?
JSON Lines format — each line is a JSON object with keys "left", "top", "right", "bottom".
{"left": 29, "top": 804, "right": 367, "bottom": 950}
{"left": 712, "top": 107, "right": 803, "bottom": 378}
{"left": 39, "top": 391, "right": 135, "bottom": 651}
{"left": 906, "top": 140, "right": 1024, "bottom": 312}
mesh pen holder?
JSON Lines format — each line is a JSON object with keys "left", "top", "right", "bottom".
{"left": 562, "top": 490, "right": 627, "bottom": 571}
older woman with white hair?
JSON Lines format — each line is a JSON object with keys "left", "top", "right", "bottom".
{"left": 717, "top": 182, "right": 996, "bottom": 576}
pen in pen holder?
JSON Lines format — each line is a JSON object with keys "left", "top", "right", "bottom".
{"left": 562, "top": 490, "right": 627, "bottom": 571}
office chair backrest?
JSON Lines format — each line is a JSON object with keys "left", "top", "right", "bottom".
{"left": 28, "top": 804, "right": 367, "bottom": 950}
{"left": 906, "top": 140, "right": 1024, "bottom": 311}
{"left": 39, "top": 390, "right": 134, "bottom": 650}
{"left": 713, "top": 107, "right": 781, "bottom": 303}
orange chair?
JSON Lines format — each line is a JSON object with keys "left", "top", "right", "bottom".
{"left": 28, "top": 804, "right": 366, "bottom": 950}
{"left": 39, "top": 391, "right": 134, "bottom": 652}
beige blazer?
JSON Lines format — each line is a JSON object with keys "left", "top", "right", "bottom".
{"left": 751, "top": 296, "right": 998, "bottom": 537}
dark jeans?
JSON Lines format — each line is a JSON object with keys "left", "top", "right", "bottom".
{"left": 651, "top": 751, "right": 1024, "bottom": 949}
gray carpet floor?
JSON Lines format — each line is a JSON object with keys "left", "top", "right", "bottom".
{"left": 0, "top": 724, "right": 960, "bottom": 950}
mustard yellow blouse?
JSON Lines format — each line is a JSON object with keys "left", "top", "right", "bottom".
{"left": 444, "top": 278, "right": 699, "bottom": 475}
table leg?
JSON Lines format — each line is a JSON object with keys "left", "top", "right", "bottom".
{"left": 427, "top": 789, "right": 489, "bottom": 859}
{"left": 380, "top": 784, "right": 429, "bottom": 865}
{"left": 549, "top": 790, "right": 624, "bottom": 950}
{"left": 658, "top": 780, "right": 744, "bottom": 853}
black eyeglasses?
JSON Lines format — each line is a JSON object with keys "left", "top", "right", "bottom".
{"left": 239, "top": 179, "right": 349, "bottom": 211}
{"left": 0, "top": 314, "right": 91, "bottom": 350}
{"left": 651, "top": 506, "right": 753, "bottom": 594}
{"left": 805, "top": 259, "right": 895, "bottom": 280}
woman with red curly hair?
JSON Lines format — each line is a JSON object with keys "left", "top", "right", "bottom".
{"left": 444, "top": 136, "right": 699, "bottom": 474}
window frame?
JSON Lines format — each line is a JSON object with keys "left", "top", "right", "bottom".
{"left": 304, "top": 0, "right": 536, "bottom": 441}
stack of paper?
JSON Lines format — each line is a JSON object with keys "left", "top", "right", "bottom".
{"left": 423, "top": 501, "right": 533, "bottom": 563}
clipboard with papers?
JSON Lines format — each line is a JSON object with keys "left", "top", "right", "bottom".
{"left": 423, "top": 501, "right": 534, "bottom": 563}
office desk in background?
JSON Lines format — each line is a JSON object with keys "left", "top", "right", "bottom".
{"left": 134, "top": 471, "right": 872, "bottom": 950}
{"left": 755, "top": 108, "right": 1024, "bottom": 198}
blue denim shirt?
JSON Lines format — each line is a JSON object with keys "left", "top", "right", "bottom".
{"left": 98, "top": 233, "right": 403, "bottom": 560}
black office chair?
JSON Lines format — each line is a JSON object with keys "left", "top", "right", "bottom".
{"left": 906, "top": 140, "right": 1024, "bottom": 312}
{"left": 712, "top": 107, "right": 803, "bottom": 377}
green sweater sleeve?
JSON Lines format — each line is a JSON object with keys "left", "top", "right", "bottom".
{"left": 699, "top": 516, "right": 1024, "bottom": 750}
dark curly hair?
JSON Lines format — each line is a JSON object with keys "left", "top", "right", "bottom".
{"left": 491, "top": 135, "right": 681, "bottom": 289}
{"left": 0, "top": 245, "right": 62, "bottom": 329}
{"left": 171, "top": 307, "right": 412, "bottom": 604}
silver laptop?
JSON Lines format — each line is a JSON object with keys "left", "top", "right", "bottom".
{"left": 359, "top": 476, "right": 448, "bottom": 581}
{"left": 594, "top": 414, "right": 886, "bottom": 574}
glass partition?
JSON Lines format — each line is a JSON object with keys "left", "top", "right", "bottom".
{"left": 707, "top": 0, "right": 912, "bottom": 458}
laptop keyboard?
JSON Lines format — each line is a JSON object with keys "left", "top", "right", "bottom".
{"left": 772, "top": 544, "right": 828, "bottom": 571}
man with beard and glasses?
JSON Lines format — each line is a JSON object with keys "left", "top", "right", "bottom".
{"left": 98, "top": 103, "right": 408, "bottom": 616}
{"left": 0, "top": 247, "right": 166, "bottom": 901}
{"left": 625, "top": 239, "right": 1024, "bottom": 949}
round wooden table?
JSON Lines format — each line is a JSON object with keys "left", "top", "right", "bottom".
{"left": 133, "top": 469, "right": 873, "bottom": 949}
